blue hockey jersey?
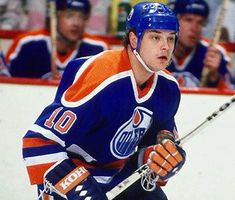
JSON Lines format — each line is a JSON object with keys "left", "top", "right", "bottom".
{"left": 7, "top": 29, "right": 108, "bottom": 78}
{"left": 22, "top": 48, "right": 181, "bottom": 186}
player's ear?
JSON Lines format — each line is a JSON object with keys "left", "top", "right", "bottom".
{"left": 129, "top": 32, "right": 138, "bottom": 49}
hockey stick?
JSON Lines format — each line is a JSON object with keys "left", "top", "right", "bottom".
{"left": 106, "top": 94, "right": 235, "bottom": 200}
{"left": 48, "top": 0, "right": 58, "bottom": 79}
{"left": 200, "top": 0, "right": 228, "bottom": 86}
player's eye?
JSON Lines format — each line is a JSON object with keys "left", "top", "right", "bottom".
{"left": 168, "top": 36, "right": 175, "bottom": 43}
{"left": 152, "top": 35, "right": 161, "bottom": 41}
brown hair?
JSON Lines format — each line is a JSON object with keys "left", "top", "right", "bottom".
{"left": 123, "top": 29, "right": 136, "bottom": 48}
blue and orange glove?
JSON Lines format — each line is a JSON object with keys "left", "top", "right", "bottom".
{"left": 139, "top": 130, "right": 186, "bottom": 181}
{"left": 44, "top": 159, "right": 108, "bottom": 200}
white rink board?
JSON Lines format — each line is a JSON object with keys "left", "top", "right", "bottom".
{"left": 0, "top": 83, "right": 235, "bottom": 200}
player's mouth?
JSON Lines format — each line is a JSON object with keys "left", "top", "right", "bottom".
{"left": 158, "top": 56, "right": 168, "bottom": 60}
{"left": 70, "top": 29, "right": 79, "bottom": 34}
{"left": 188, "top": 35, "right": 199, "bottom": 42}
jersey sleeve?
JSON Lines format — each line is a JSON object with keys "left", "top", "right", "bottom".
{"left": 6, "top": 37, "right": 35, "bottom": 77}
{"left": 6, "top": 31, "right": 51, "bottom": 78}
{"left": 22, "top": 58, "right": 101, "bottom": 185}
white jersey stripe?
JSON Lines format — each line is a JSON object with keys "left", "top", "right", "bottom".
{"left": 67, "top": 144, "right": 97, "bottom": 162}
{"left": 158, "top": 70, "right": 179, "bottom": 86}
{"left": 29, "top": 124, "right": 65, "bottom": 147}
{"left": 9, "top": 35, "right": 51, "bottom": 61}
{"left": 24, "top": 152, "right": 68, "bottom": 166}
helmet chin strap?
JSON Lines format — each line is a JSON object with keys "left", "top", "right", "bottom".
{"left": 133, "top": 49, "right": 155, "bottom": 74}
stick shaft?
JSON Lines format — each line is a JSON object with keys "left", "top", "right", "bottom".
{"left": 49, "top": 0, "right": 58, "bottom": 79}
{"left": 177, "top": 95, "right": 235, "bottom": 145}
{"left": 212, "top": 0, "right": 228, "bottom": 45}
{"left": 106, "top": 164, "right": 149, "bottom": 200}
{"left": 106, "top": 172, "right": 140, "bottom": 200}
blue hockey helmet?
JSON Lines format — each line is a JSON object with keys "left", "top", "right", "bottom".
{"left": 168, "top": 0, "right": 209, "bottom": 18}
{"left": 56, "top": 0, "right": 91, "bottom": 14}
{"left": 126, "top": 2, "right": 179, "bottom": 51}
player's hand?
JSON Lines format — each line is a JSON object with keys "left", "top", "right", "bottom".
{"left": 146, "top": 140, "right": 186, "bottom": 180}
{"left": 203, "top": 45, "right": 222, "bottom": 73}
{"left": 44, "top": 159, "right": 108, "bottom": 200}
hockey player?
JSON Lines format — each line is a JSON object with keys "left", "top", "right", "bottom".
{"left": 6, "top": 0, "right": 108, "bottom": 79}
{"left": 167, "top": 0, "right": 232, "bottom": 88}
{"left": 22, "top": 2, "right": 186, "bottom": 200}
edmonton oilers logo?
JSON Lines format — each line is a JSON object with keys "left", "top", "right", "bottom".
{"left": 110, "top": 107, "right": 153, "bottom": 159}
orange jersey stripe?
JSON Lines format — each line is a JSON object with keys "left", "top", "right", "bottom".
{"left": 57, "top": 47, "right": 77, "bottom": 63}
{"left": 42, "top": 194, "right": 51, "bottom": 200}
{"left": 163, "top": 68, "right": 172, "bottom": 75}
{"left": 137, "top": 73, "right": 155, "bottom": 98}
{"left": 27, "top": 162, "right": 56, "bottom": 185}
{"left": 23, "top": 137, "right": 57, "bottom": 148}
{"left": 72, "top": 158, "right": 127, "bottom": 170}
{"left": 103, "top": 158, "right": 127, "bottom": 169}
{"left": 64, "top": 48, "right": 131, "bottom": 102}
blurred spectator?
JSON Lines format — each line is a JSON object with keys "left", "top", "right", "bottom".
{"left": 0, "top": 49, "right": 10, "bottom": 76}
{"left": 204, "top": 0, "right": 235, "bottom": 87}
{"left": 167, "top": 0, "right": 232, "bottom": 88}
{"left": 0, "top": 0, "right": 27, "bottom": 30}
{"left": 23, "top": 0, "right": 111, "bottom": 33}
{"left": 6, "top": 0, "right": 108, "bottom": 79}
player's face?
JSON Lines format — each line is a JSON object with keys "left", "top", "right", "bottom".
{"left": 57, "top": 9, "right": 89, "bottom": 43}
{"left": 178, "top": 14, "right": 206, "bottom": 48}
{"left": 139, "top": 30, "right": 176, "bottom": 71}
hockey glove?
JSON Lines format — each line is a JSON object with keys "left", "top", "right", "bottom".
{"left": 139, "top": 131, "right": 186, "bottom": 181}
{"left": 44, "top": 159, "right": 108, "bottom": 200}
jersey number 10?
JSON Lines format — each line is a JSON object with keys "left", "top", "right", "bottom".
{"left": 44, "top": 107, "right": 77, "bottom": 134}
